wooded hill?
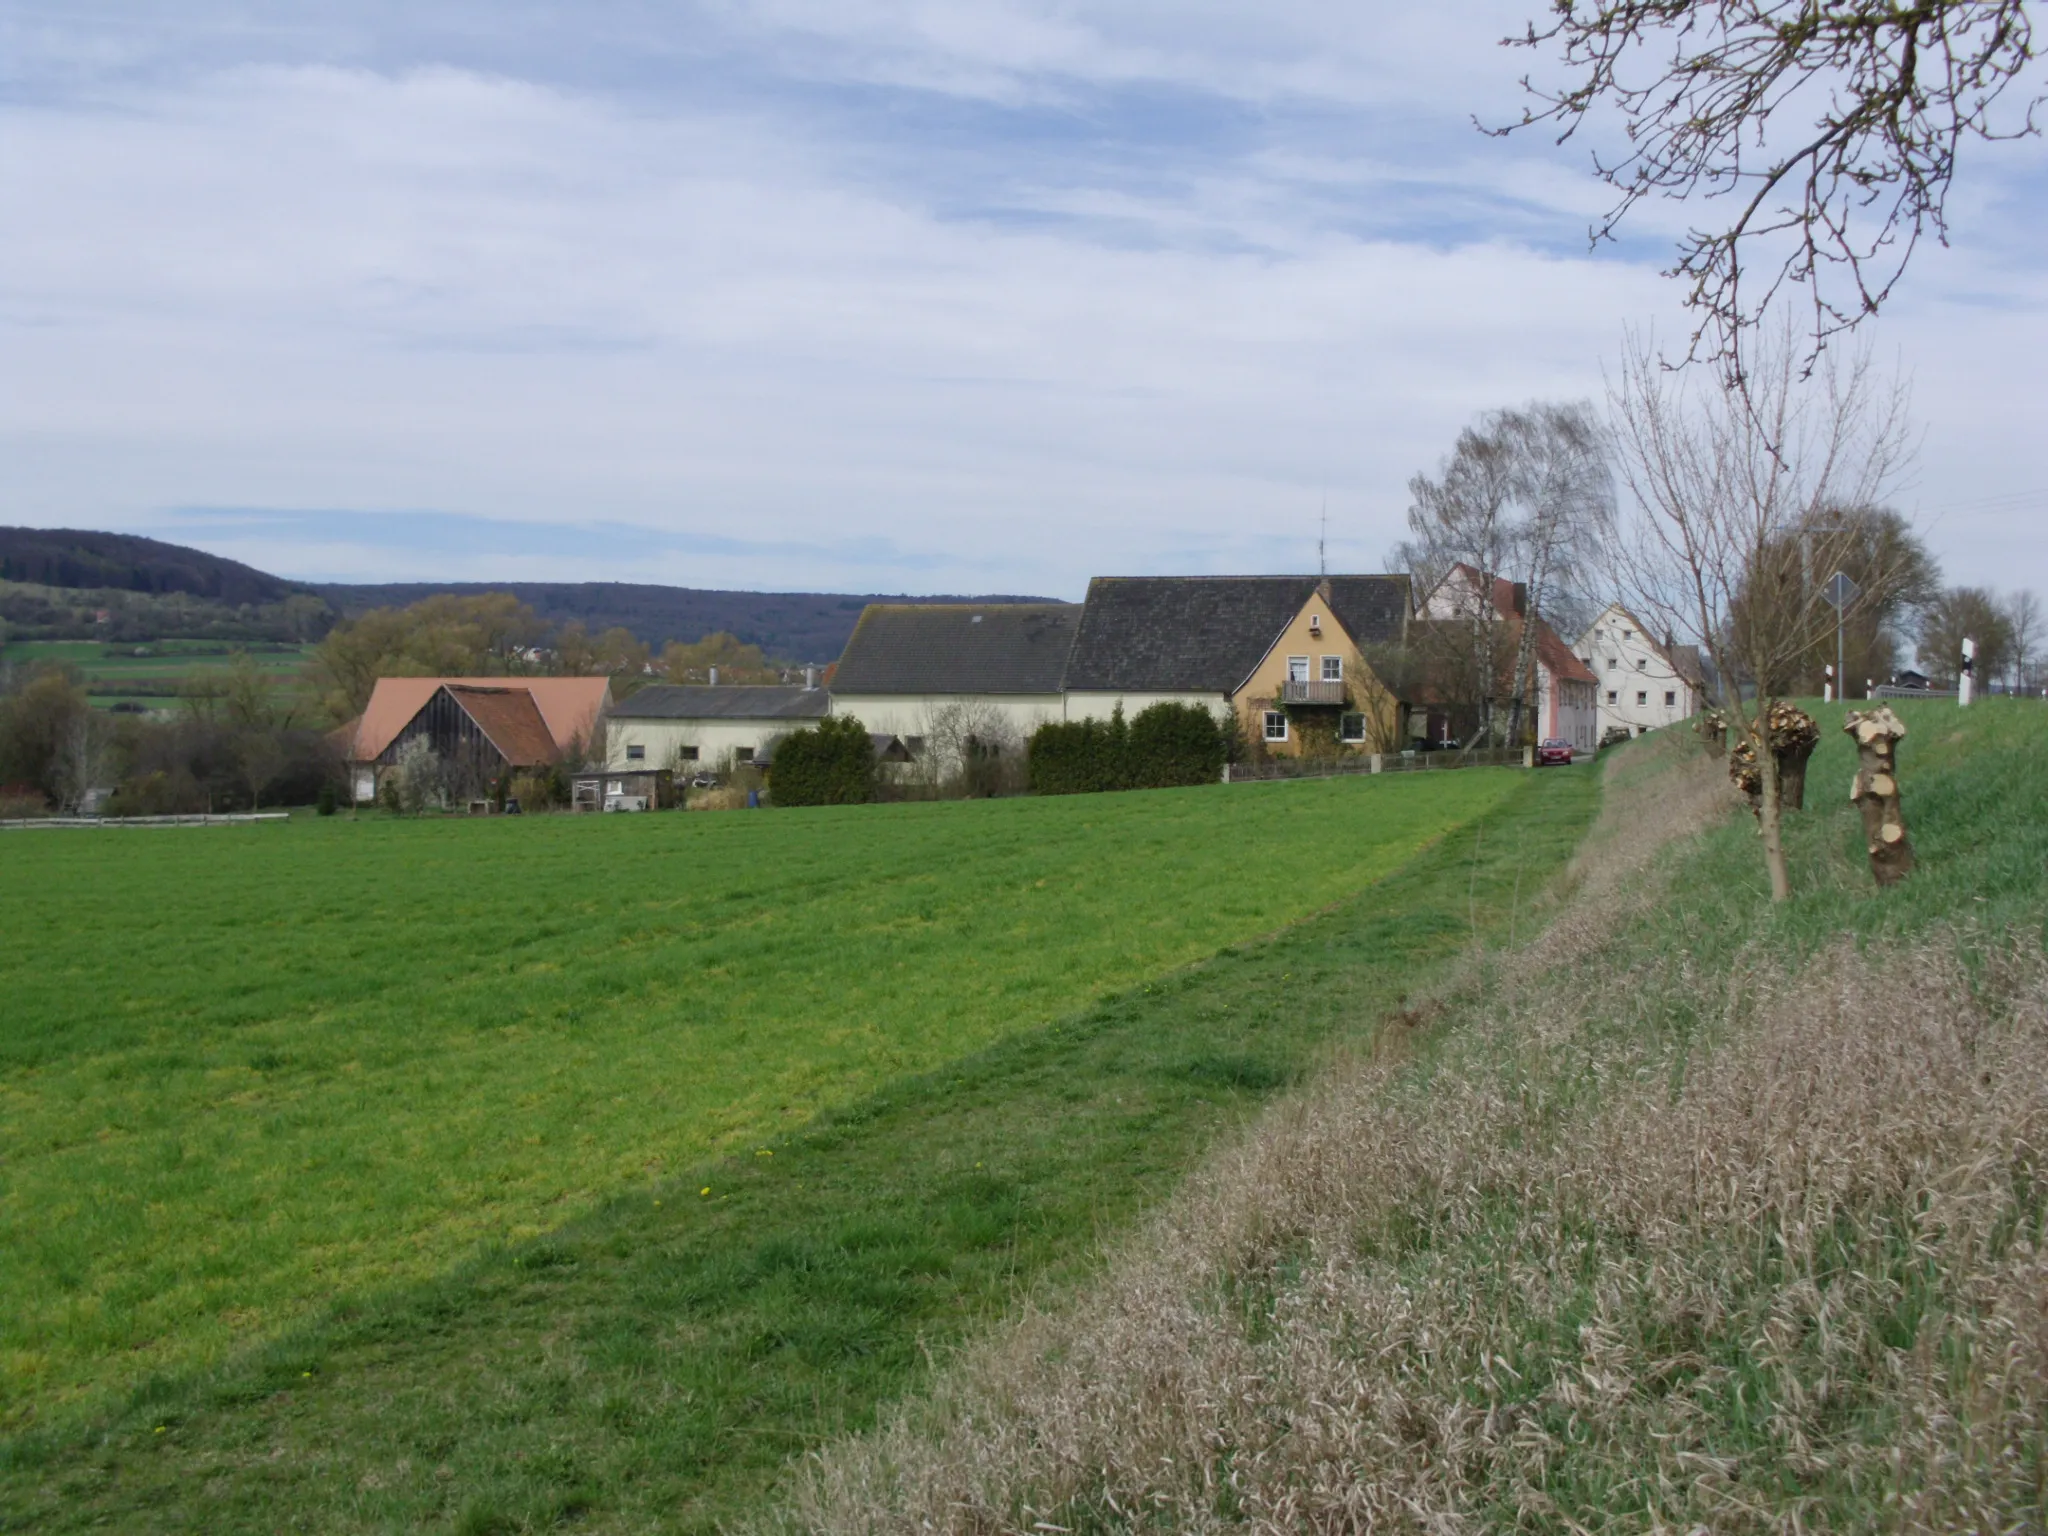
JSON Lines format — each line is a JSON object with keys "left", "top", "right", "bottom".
{"left": 312, "top": 581, "right": 1054, "bottom": 663}
{"left": 0, "top": 527, "right": 1047, "bottom": 660}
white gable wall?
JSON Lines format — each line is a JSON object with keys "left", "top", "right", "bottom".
{"left": 1575, "top": 604, "right": 1697, "bottom": 737}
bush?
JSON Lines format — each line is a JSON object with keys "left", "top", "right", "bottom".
{"left": 769, "top": 716, "right": 877, "bottom": 807}
{"left": 316, "top": 782, "right": 338, "bottom": 817}
{"left": 1127, "top": 701, "right": 1228, "bottom": 788}
{"left": 1029, "top": 703, "right": 1224, "bottom": 795}
{"left": 105, "top": 768, "right": 208, "bottom": 817}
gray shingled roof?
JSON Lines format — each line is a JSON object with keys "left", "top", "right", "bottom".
{"left": 831, "top": 603, "right": 1080, "bottom": 695}
{"left": 1062, "top": 575, "right": 1410, "bottom": 693}
{"left": 607, "top": 685, "right": 831, "bottom": 721}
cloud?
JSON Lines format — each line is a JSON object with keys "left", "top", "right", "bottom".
{"left": 0, "top": 3, "right": 2042, "bottom": 597}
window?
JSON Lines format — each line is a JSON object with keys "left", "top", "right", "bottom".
{"left": 1263, "top": 711, "right": 1288, "bottom": 742}
{"left": 1321, "top": 655, "right": 1343, "bottom": 682}
{"left": 1339, "top": 712, "right": 1367, "bottom": 743}
{"left": 1607, "top": 657, "right": 1618, "bottom": 670}
{"left": 1606, "top": 689, "right": 1618, "bottom": 704}
{"left": 735, "top": 746, "right": 754, "bottom": 763}
{"left": 1664, "top": 690, "right": 1677, "bottom": 707}
{"left": 1287, "top": 656, "right": 1310, "bottom": 683}
{"left": 1636, "top": 691, "right": 1648, "bottom": 706}
{"left": 625, "top": 743, "right": 645, "bottom": 761}
{"left": 1622, "top": 628, "right": 1634, "bottom": 640}
{"left": 679, "top": 745, "right": 699, "bottom": 761}
{"left": 1637, "top": 658, "right": 1648, "bottom": 671}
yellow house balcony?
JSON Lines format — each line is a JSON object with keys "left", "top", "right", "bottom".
{"left": 1281, "top": 679, "right": 1347, "bottom": 705}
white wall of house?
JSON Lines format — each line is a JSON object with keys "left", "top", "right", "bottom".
{"left": 1540, "top": 665, "right": 1600, "bottom": 753}
{"left": 605, "top": 718, "right": 796, "bottom": 771}
{"left": 1060, "top": 690, "right": 1230, "bottom": 723}
{"left": 830, "top": 693, "right": 1064, "bottom": 753}
{"left": 1575, "top": 605, "right": 1697, "bottom": 737}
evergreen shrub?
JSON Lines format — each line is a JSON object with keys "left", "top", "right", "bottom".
{"left": 769, "top": 715, "right": 878, "bottom": 806}
{"left": 1028, "top": 703, "right": 1224, "bottom": 795}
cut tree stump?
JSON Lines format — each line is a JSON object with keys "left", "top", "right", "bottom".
{"left": 1844, "top": 706, "right": 1915, "bottom": 887}
{"left": 1764, "top": 702, "right": 1819, "bottom": 811}
{"left": 1699, "top": 709, "right": 1727, "bottom": 759}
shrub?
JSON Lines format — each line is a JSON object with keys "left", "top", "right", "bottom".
{"left": 316, "top": 782, "right": 338, "bottom": 817}
{"left": 1030, "top": 704, "right": 1223, "bottom": 795}
{"left": 769, "top": 716, "right": 877, "bottom": 807}
{"left": 0, "top": 787, "right": 50, "bottom": 819}
{"left": 1126, "top": 702, "right": 1227, "bottom": 788}
{"left": 106, "top": 769, "right": 209, "bottom": 817}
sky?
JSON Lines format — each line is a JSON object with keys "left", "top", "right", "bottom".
{"left": 2, "top": 2, "right": 2044, "bottom": 600}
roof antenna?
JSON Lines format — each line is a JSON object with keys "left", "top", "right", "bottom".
{"left": 1318, "top": 494, "right": 1327, "bottom": 578}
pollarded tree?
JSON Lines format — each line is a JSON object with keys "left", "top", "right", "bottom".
{"left": 1499, "top": 0, "right": 2042, "bottom": 372}
{"left": 1606, "top": 318, "right": 1914, "bottom": 900}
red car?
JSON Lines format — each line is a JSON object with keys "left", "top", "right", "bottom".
{"left": 1535, "top": 738, "right": 1576, "bottom": 766}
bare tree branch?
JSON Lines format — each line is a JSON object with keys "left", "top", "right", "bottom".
{"left": 1494, "top": 1, "right": 2040, "bottom": 373}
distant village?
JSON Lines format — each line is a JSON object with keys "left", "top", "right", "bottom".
{"left": 341, "top": 564, "right": 1709, "bottom": 811}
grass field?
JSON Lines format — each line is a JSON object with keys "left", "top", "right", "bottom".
{"left": 0, "top": 640, "right": 313, "bottom": 707}
{"left": 0, "top": 770, "right": 1544, "bottom": 1426}
{"left": 0, "top": 765, "right": 1598, "bottom": 1531}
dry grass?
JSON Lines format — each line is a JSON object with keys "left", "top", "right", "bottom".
{"left": 770, "top": 739, "right": 2048, "bottom": 1534}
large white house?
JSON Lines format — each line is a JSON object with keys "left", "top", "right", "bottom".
{"left": 1574, "top": 603, "right": 1704, "bottom": 737}
{"left": 604, "top": 684, "right": 830, "bottom": 772}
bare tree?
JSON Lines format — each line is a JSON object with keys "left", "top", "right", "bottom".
{"left": 1397, "top": 403, "right": 1611, "bottom": 746}
{"left": 919, "top": 699, "right": 1027, "bottom": 798}
{"left": 2004, "top": 588, "right": 2042, "bottom": 693}
{"left": 1605, "top": 319, "right": 1914, "bottom": 900}
{"left": 54, "top": 709, "right": 116, "bottom": 814}
{"left": 1499, "top": 1, "right": 2042, "bottom": 372}
{"left": 1919, "top": 585, "right": 2015, "bottom": 685}
{"left": 392, "top": 736, "right": 444, "bottom": 815}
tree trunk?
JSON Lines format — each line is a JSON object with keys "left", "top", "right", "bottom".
{"left": 1757, "top": 726, "right": 1791, "bottom": 901}
{"left": 1845, "top": 707, "right": 1915, "bottom": 887}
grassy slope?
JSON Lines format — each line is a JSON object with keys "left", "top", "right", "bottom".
{"left": 0, "top": 767, "right": 1599, "bottom": 1533}
{"left": 2, "top": 770, "right": 1517, "bottom": 1432}
{"left": 765, "top": 700, "right": 2048, "bottom": 1533}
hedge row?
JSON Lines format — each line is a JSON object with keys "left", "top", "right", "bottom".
{"left": 767, "top": 715, "right": 878, "bottom": 806}
{"left": 1027, "top": 702, "right": 1226, "bottom": 795}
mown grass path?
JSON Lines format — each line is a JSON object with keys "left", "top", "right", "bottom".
{"left": 0, "top": 766, "right": 1597, "bottom": 1532}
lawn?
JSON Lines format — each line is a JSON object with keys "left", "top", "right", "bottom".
{"left": 1, "top": 768, "right": 1540, "bottom": 1443}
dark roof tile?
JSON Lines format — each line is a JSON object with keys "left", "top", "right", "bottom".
{"left": 608, "top": 685, "right": 831, "bottom": 721}
{"left": 832, "top": 603, "right": 1079, "bottom": 694}
{"left": 1062, "top": 575, "right": 1409, "bottom": 693}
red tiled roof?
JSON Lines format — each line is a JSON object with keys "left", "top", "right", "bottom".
{"left": 443, "top": 686, "right": 561, "bottom": 767}
{"left": 347, "top": 676, "right": 610, "bottom": 762}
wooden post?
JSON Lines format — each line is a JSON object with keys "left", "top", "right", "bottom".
{"left": 1844, "top": 707, "right": 1915, "bottom": 886}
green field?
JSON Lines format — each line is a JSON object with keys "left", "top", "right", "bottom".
{"left": 0, "top": 640, "right": 313, "bottom": 708}
{"left": 0, "top": 767, "right": 1600, "bottom": 1530}
{"left": 0, "top": 771, "right": 1537, "bottom": 1424}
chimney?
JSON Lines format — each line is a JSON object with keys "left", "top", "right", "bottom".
{"left": 804, "top": 665, "right": 819, "bottom": 690}
{"left": 708, "top": 665, "right": 720, "bottom": 686}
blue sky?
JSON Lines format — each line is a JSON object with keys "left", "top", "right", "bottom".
{"left": 2, "top": 2, "right": 2044, "bottom": 598}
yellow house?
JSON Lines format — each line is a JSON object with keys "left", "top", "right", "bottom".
{"left": 1060, "top": 574, "right": 1411, "bottom": 754}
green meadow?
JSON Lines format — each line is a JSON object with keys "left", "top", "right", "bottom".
{"left": 0, "top": 639, "right": 314, "bottom": 708}
{"left": 1, "top": 769, "right": 1541, "bottom": 1443}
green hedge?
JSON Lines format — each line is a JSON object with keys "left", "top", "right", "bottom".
{"left": 768, "top": 715, "right": 878, "bottom": 806}
{"left": 1028, "top": 703, "right": 1225, "bottom": 795}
